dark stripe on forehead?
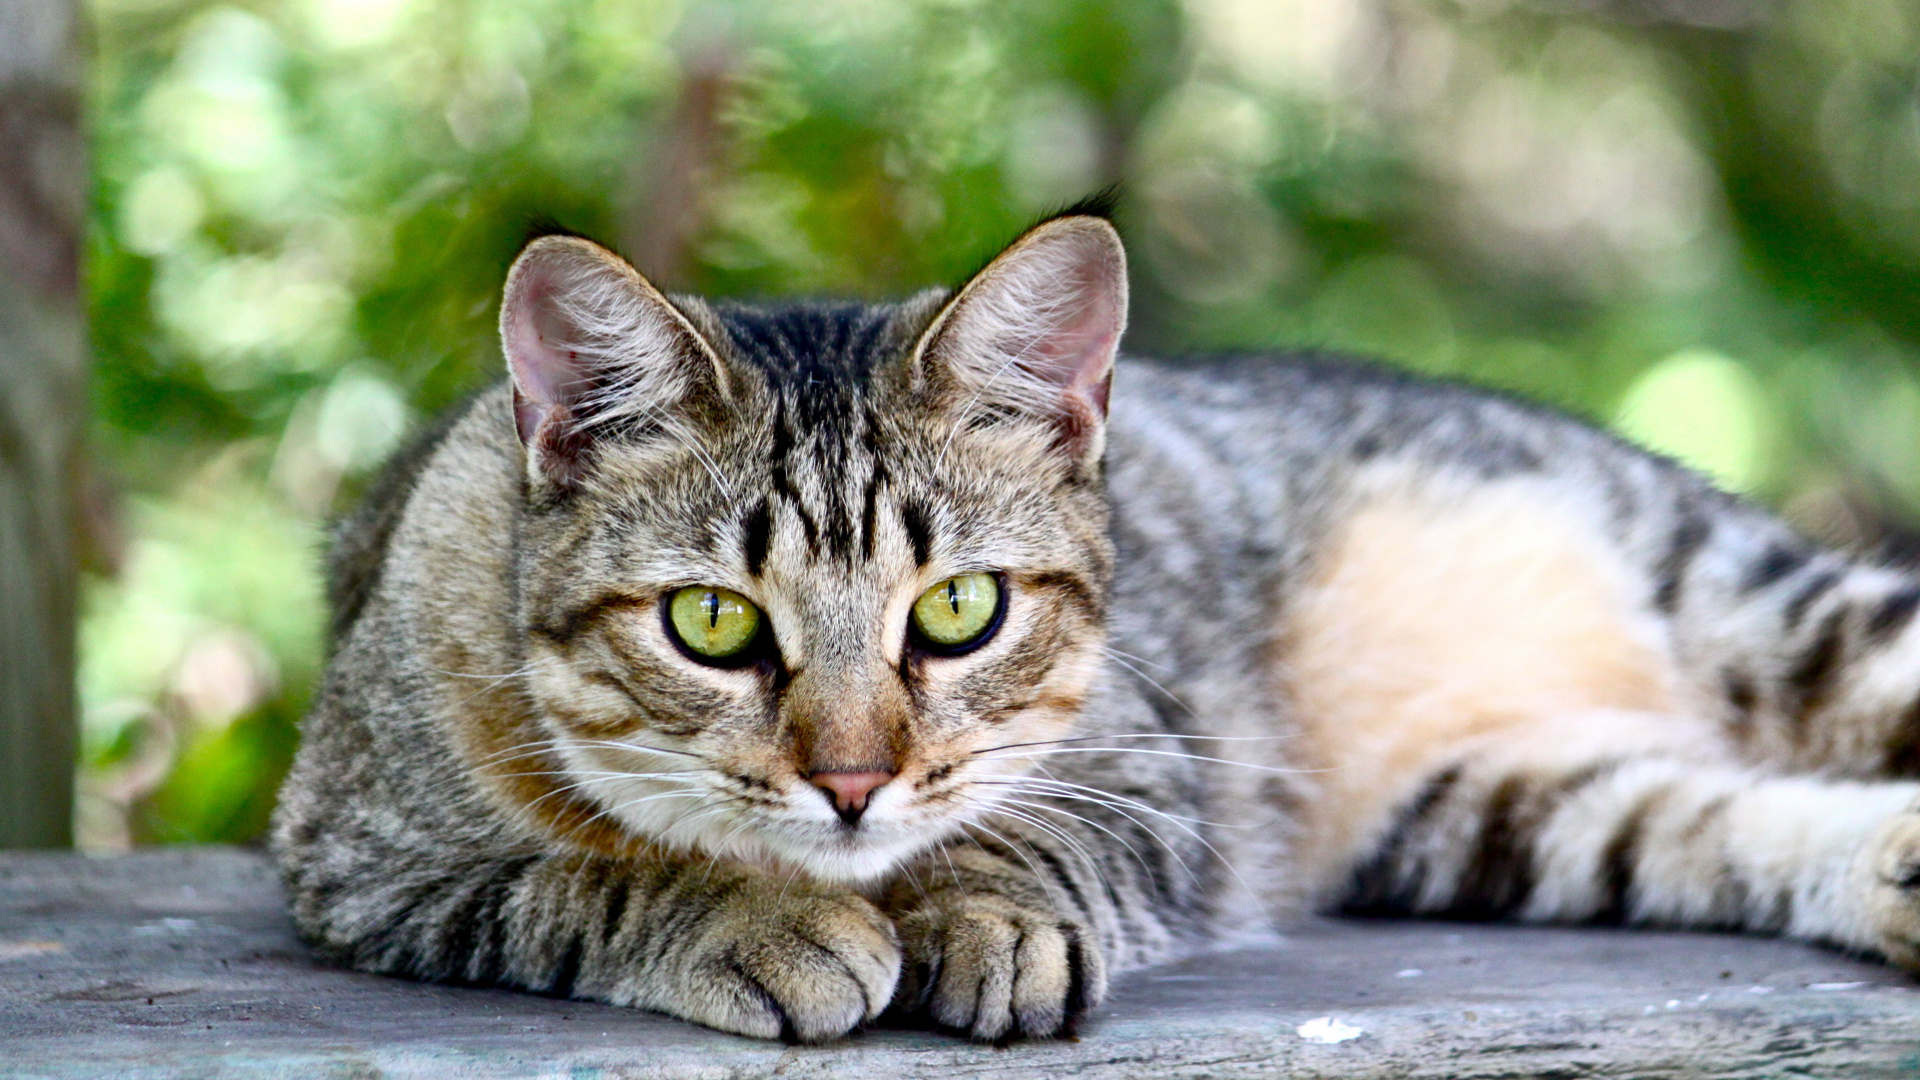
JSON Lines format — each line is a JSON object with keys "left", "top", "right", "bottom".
{"left": 735, "top": 313, "right": 903, "bottom": 567}
{"left": 1783, "top": 569, "right": 1842, "bottom": 629}
{"left": 860, "top": 462, "right": 884, "bottom": 560}
{"left": 743, "top": 498, "right": 771, "bottom": 577}
{"left": 716, "top": 302, "right": 895, "bottom": 412}
{"left": 1786, "top": 608, "right": 1846, "bottom": 730}
{"left": 766, "top": 399, "right": 821, "bottom": 549}
{"left": 820, "top": 494, "right": 858, "bottom": 563}
{"left": 901, "top": 498, "right": 934, "bottom": 566}
{"left": 811, "top": 404, "right": 866, "bottom": 565}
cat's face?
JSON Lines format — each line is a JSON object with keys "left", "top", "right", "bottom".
{"left": 500, "top": 217, "right": 1126, "bottom": 883}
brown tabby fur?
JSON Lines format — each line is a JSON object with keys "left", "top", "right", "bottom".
{"left": 276, "top": 211, "right": 1920, "bottom": 1044}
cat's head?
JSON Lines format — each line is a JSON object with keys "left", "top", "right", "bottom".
{"left": 498, "top": 214, "right": 1126, "bottom": 883}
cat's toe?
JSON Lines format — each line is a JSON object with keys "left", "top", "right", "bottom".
{"left": 1861, "top": 811, "right": 1920, "bottom": 969}
{"left": 895, "top": 896, "right": 1102, "bottom": 1041}
{"left": 670, "top": 889, "right": 901, "bottom": 1042}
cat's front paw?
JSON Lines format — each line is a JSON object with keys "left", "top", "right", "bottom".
{"left": 643, "top": 883, "right": 900, "bottom": 1043}
{"left": 892, "top": 893, "right": 1104, "bottom": 1041}
{"left": 1861, "top": 810, "right": 1920, "bottom": 969}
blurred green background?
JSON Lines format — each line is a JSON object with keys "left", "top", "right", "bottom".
{"left": 79, "top": 0, "right": 1920, "bottom": 848}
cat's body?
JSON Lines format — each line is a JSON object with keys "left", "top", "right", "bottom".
{"left": 274, "top": 215, "right": 1920, "bottom": 1043}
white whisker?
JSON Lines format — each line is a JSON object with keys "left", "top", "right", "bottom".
{"left": 976, "top": 776, "right": 1242, "bottom": 830}
{"left": 1099, "top": 649, "right": 1198, "bottom": 716}
{"left": 995, "top": 780, "right": 1259, "bottom": 898}
{"left": 986, "top": 802, "right": 1107, "bottom": 881}
{"left": 1098, "top": 646, "right": 1171, "bottom": 672}
{"left": 991, "top": 793, "right": 1189, "bottom": 885}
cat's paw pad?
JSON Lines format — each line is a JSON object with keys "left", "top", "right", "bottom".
{"left": 1861, "top": 811, "right": 1920, "bottom": 969}
{"left": 662, "top": 887, "right": 901, "bottom": 1043}
{"left": 893, "top": 895, "right": 1103, "bottom": 1041}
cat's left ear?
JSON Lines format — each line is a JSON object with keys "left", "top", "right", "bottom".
{"left": 500, "top": 234, "right": 731, "bottom": 488}
{"left": 914, "top": 213, "right": 1128, "bottom": 462}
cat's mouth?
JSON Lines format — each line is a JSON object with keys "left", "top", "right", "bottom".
{"left": 556, "top": 746, "right": 971, "bottom": 883}
{"left": 725, "top": 771, "right": 995, "bottom": 884}
{"left": 744, "top": 813, "right": 953, "bottom": 884}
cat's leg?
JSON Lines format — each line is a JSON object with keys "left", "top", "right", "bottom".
{"left": 275, "top": 825, "right": 900, "bottom": 1042}
{"left": 881, "top": 800, "right": 1178, "bottom": 1042}
{"left": 1280, "top": 476, "right": 1920, "bottom": 960}
{"left": 884, "top": 839, "right": 1107, "bottom": 1042}
{"left": 879, "top": 686, "right": 1214, "bottom": 1042}
{"left": 1659, "top": 504, "right": 1920, "bottom": 779}
{"left": 1339, "top": 721, "right": 1920, "bottom": 966}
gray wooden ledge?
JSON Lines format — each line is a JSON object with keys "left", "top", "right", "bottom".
{"left": 4, "top": 849, "right": 1920, "bottom": 1078}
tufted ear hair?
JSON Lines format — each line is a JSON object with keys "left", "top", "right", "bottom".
{"left": 913, "top": 214, "right": 1128, "bottom": 463}
{"left": 500, "top": 234, "right": 729, "bottom": 488}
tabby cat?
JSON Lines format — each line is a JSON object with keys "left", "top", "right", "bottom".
{"left": 273, "top": 208, "right": 1920, "bottom": 1043}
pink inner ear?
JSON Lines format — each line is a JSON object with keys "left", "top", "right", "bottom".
{"left": 499, "top": 235, "right": 729, "bottom": 486}
{"left": 511, "top": 387, "right": 546, "bottom": 446}
{"left": 958, "top": 222, "right": 1125, "bottom": 431}
{"left": 503, "top": 259, "right": 592, "bottom": 446}
{"left": 1035, "top": 268, "right": 1124, "bottom": 418}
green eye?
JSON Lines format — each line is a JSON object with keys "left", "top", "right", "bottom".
{"left": 910, "top": 573, "right": 1002, "bottom": 651}
{"left": 667, "top": 586, "right": 763, "bottom": 661}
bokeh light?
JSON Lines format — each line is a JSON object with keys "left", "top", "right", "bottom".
{"left": 80, "top": 0, "right": 1920, "bottom": 847}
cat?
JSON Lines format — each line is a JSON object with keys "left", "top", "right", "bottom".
{"left": 272, "top": 205, "right": 1920, "bottom": 1044}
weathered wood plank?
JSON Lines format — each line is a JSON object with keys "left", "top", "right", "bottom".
{"left": 4, "top": 848, "right": 1920, "bottom": 1078}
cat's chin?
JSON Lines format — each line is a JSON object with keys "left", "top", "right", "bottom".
{"left": 570, "top": 767, "right": 952, "bottom": 885}
{"left": 778, "top": 845, "right": 930, "bottom": 886}
{"left": 659, "top": 816, "right": 954, "bottom": 887}
{"left": 741, "top": 826, "right": 949, "bottom": 886}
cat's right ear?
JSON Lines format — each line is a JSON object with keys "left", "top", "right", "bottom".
{"left": 500, "top": 235, "right": 728, "bottom": 488}
{"left": 911, "top": 213, "right": 1127, "bottom": 466}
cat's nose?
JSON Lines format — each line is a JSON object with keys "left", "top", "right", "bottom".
{"left": 809, "top": 770, "right": 894, "bottom": 825}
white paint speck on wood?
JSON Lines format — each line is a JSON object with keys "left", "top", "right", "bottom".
{"left": 1297, "top": 1017, "right": 1363, "bottom": 1043}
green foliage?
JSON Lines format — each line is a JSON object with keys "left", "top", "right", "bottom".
{"left": 81, "top": 0, "right": 1920, "bottom": 846}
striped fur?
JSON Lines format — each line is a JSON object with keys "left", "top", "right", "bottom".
{"left": 275, "top": 216, "right": 1920, "bottom": 1046}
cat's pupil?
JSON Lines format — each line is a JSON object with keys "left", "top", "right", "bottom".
{"left": 705, "top": 592, "right": 720, "bottom": 629}
{"left": 947, "top": 581, "right": 960, "bottom": 615}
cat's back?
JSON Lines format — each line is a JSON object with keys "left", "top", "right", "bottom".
{"left": 1099, "top": 353, "right": 1721, "bottom": 691}
{"left": 1110, "top": 352, "right": 1635, "bottom": 490}
{"left": 1104, "top": 351, "right": 1702, "bottom": 552}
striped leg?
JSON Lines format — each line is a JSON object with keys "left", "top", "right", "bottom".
{"left": 886, "top": 841, "right": 1108, "bottom": 1042}
{"left": 1343, "top": 725, "right": 1920, "bottom": 965}
{"left": 1661, "top": 515, "right": 1920, "bottom": 778}
{"left": 881, "top": 751, "right": 1216, "bottom": 1042}
{"left": 279, "top": 835, "right": 901, "bottom": 1042}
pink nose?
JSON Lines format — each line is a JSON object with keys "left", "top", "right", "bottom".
{"left": 810, "top": 770, "right": 894, "bottom": 822}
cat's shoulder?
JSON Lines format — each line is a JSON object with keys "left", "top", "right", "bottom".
{"left": 324, "top": 383, "right": 509, "bottom": 646}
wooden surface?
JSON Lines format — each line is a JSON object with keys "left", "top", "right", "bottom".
{"left": 6, "top": 847, "right": 1920, "bottom": 1078}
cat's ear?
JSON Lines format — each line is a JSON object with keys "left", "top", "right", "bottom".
{"left": 914, "top": 214, "right": 1127, "bottom": 461}
{"left": 500, "top": 235, "right": 728, "bottom": 487}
